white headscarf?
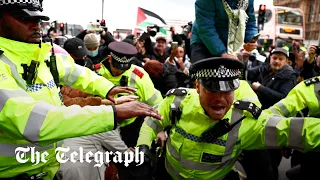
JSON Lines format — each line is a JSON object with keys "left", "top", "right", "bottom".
{"left": 222, "top": 0, "right": 249, "bottom": 54}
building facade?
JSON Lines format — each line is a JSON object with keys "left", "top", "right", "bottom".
{"left": 274, "top": 0, "right": 320, "bottom": 42}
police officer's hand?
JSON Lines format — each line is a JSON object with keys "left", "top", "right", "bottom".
{"left": 114, "top": 101, "right": 163, "bottom": 122}
{"left": 107, "top": 86, "right": 137, "bottom": 103}
{"left": 115, "top": 95, "right": 139, "bottom": 105}
{"left": 308, "top": 45, "right": 317, "bottom": 64}
{"left": 156, "top": 131, "right": 167, "bottom": 148}
{"left": 221, "top": 53, "right": 238, "bottom": 60}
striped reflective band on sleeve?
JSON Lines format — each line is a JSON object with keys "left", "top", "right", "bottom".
{"left": 145, "top": 117, "right": 163, "bottom": 134}
{"left": 0, "top": 54, "right": 27, "bottom": 90}
{"left": 222, "top": 108, "right": 243, "bottom": 163}
{"left": 60, "top": 55, "right": 84, "bottom": 86}
{"left": 0, "top": 143, "right": 54, "bottom": 156}
{"left": 145, "top": 92, "right": 158, "bottom": 105}
{"left": 314, "top": 83, "right": 320, "bottom": 109}
{"left": 23, "top": 102, "right": 55, "bottom": 144}
{"left": 130, "top": 72, "right": 136, "bottom": 88}
{"left": 265, "top": 116, "right": 284, "bottom": 148}
{"left": 269, "top": 102, "right": 290, "bottom": 117}
{"left": 289, "top": 117, "right": 305, "bottom": 151}
{"left": 0, "top": 89, "right": 31, "bottom": 111}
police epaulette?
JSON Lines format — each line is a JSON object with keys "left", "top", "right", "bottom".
{"left": 304, "top": 77, "right": 320, "bottom": 86}
{"left": 165, "top": 88, "right": 188, "bottom": 97}
{"left": 233, "top": 100, "right": 262, "bottom": 119}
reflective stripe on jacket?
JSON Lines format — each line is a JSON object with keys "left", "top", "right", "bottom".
{"left": 0, "top": 37, "right": 116, "bottom": 179}
{"left": 137, "top": 84, "right": 320, "bottom": 179}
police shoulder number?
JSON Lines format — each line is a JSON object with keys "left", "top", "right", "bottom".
{"left": 165, "top": 88, "right": 188, "bottom": 97}
{"left": 304, "top": 77, "right": 320, "bottom": 86}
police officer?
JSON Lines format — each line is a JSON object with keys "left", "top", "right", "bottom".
{"left": 136, "top": 57, "right": 320, "bottom": 179}
{"left": 97, "top": 41, "right": 163, "bottom": 147}
{"left": 267, "top": 76, "right": 320, "bottom": 180}
{"left": 0, "top": 1, "right": 162, "bottom": 179}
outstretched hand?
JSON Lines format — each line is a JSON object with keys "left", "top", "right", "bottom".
{"left": 107, "top": 86, "right": 137, "bottom": 103}
{"left": 114, "top": 101, "right": 163, "bottom": 122}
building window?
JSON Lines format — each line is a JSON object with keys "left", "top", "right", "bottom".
{"left": 315, "top": 32, "right": 319, "bottom": 39}
{"left": 318, "top": 13, "right": 320, "bottom": 22}
{"left": 309, "top": 4, "right": 315, "bottom": 22}
{"left": 306, "top": 32, "right": 310, "bottom": 39}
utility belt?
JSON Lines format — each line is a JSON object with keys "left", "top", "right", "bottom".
{"left": 0, "top": 172, "right": 47, "bottom": 180}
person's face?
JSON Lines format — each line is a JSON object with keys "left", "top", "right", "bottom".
{"left": 155, "top": 40, "right": 166, "bottom": 51}
{"left": 0, "top": 12, "right": 41, "bottom": 43}
{"left": 317, "top": 56, "right": 320, "bottom": 68}
{"left": 270, "top": 53, "right": 288, "bottom": 71}
{"left": 108, "top": 56, "right": 125, "bottom": 76}
{"left": 176, "top": 47, "right": 185, "bottom": 58}
{"left": 196, "top": 80, "right": 234, "bottom": 120}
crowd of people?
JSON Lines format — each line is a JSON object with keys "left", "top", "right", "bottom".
{"left": 2, "top": 0, "right": 320, "bottom": 180}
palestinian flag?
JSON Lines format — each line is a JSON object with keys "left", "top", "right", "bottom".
{"left": 134, "top": 7, "right": 167, "bottom": 35}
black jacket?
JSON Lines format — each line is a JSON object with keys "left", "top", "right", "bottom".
{"left": 300, "top": 60, "right": 320, "bottom": 80}
{"left": 150, "top": 63, "right": 180, "bottom": 96}
{"left": 247, "top": 64, "right": 298, "bottom": 109}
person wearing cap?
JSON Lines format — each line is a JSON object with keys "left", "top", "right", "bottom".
{"left": 136, "top": 57, "right": 320, "bottom": 179}
{"left": 84, "top": 33, "right": 102, "bottom": 64}
{"left": 97, "top": 41, "right": 163, "bottom": 147}
{"left": 244, "top": 47, "right": 298, "bottom": 180}
{"left": 248, "top": 48, "right": 298, "bottom": 110}
{"left": 152, "top": 36, "right": 169, "bottom": 63}
{"left": 0, "top": 1, "right": 162, "bottom": 179}
{"left": 64, "top": 37, "right": 94, "bottom": 71}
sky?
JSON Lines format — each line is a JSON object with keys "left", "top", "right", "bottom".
{"left": 42, "top": 0, "right": 274, "bottom": 32}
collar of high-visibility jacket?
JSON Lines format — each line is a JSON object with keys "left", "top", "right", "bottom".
{"left": 0, "top": 36, "right": 51, "bottom": 63}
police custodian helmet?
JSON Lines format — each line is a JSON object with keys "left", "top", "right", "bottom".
{"left": 190, "top": 57, "right": 245, "bottom": 92}
{"left": 0, "top": 0, "right": 49, "bottom": 21}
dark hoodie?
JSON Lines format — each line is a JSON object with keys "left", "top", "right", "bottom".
{"left": 247, "top": 64, "right": 298, "bottom": 109}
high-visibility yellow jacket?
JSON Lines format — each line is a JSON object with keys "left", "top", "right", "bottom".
{"left": 137, "top": 84, "right": 320, "bottom": 179}
{"left": 267, "top": 76, "right": 320, "bottom": 117}
{"left": 0, "top": 37, "right": 118, "bottom": 179}
{"left": 97, "top": 63, "right": 163, "bottom": 127}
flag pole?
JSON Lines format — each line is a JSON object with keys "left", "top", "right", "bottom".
{"left": 102, "top": 0, "right": 104, "bottom": 20}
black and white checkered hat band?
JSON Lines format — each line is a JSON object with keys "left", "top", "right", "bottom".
{"left": 191, "top": 68, "right": 239, "bottom": 79}
{"left": 0, "top": 0, "right": 42, "bottom": 9}
{"left": 110, "top": 52, "right": 131, "bottom": 63}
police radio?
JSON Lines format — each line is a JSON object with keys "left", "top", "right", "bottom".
{"left": 48, "top": 39, "right": 60, "bottom": 86}
{"left": 22, "top": 60, "right": 39, "bottom": 85}
{"left": 120, "top": 76, "right": 128, "bottom": 86}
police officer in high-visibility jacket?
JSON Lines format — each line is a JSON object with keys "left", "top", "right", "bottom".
{"left": 136, "top": 57, "right": 320, "bottom": 180}
{"left": 97, "top": 41, "right": 163, "bottom": 147}
{"left": 0, "top": 1, "right": 162, "bottom": 179}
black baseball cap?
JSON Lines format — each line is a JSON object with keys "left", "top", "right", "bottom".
{"left": 270, "top": 48, "right": 289, "bottom": 58}
{"left": 108, "top": 41, "right": 137, "bottom": 70}
{"left": 63, "top": 38, "right": 89, "bottom": 59}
